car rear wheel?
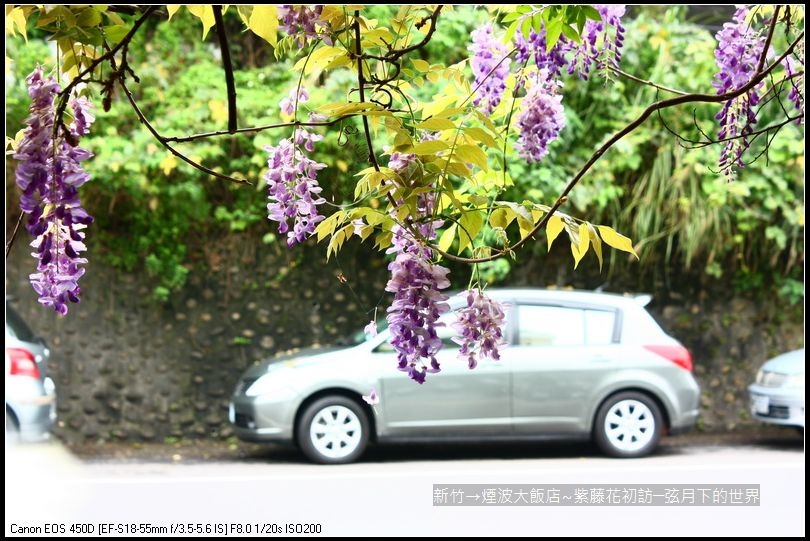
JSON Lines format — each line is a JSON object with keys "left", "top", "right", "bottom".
{"left": 594, "top": 392, "right": 663, "bottom": 458}
{"left": 297, "top": 396, "right": 369, "bottom": 464}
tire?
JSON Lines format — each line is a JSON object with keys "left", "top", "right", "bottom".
{"left": 297, "top": 396, "right": 370, "bottom": 464}
{"left": 6, "top": 411, "right": 21, "bottom": 446}
{"left": 594, "top": 391, "right": 663, "bottom": 458}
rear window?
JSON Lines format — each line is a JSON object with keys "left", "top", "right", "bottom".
{"left": 5, "top": 305, "right": 36, "bottom": 341}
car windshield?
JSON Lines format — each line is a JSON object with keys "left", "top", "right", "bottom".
{"left": 337, "top": 319, "right": 390, "bottom": 347}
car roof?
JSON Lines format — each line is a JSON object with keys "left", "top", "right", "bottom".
{"left": 450, "top": 288, "right": 651, "bottom": 310}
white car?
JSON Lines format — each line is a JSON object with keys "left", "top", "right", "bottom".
{"left": 748, "top": 349, "right": 804, "bottom": 430}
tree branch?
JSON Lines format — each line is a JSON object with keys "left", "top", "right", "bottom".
{"left": 434, "top": 31, "right": 805, "bottom": 264}
{"left": 54, "top": 6, "right": 158, "bottom": 138}
{"left": 757, "top": 5, "right": 781, "bottom": 74}
{"left": 213, "top": 5, "right": 238, "bottom": 133}
{"left": 354, "top": 10, "right": 381, "bottom": 173}
{"left": 361, "top": 6, "right": 443, "bottom": 62}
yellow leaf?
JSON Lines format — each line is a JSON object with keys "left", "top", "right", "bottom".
{"left": 6, "top": 7, "right": 28, "bottom": 42}
{"left": 454, "top": 144, "right": 488, "bottom": 171}
{"left": 208, "top": 99, "right": 228, "bottom": 124}
{"left": 166, "top": 5, "right": 181, "bottom": 20}
{"left": 186, "top": 5, "right": 215, "bottom": 40}
{"left": 465, "top": 127, "right": 498, "bottom": 148}
{"left": 546, "top": 214, "right": 565, "bottom": 252}
{"left": 597, "top": 225, "right": 639, "bottom": 258}
{"left": 457, "top": 211, "right": 484, "bottom": 254}
{"left": 294, "top": 46, "right": 344, "bottom": 74}
{"left": 412, "top": 59, "right": 430, "bottom": 72}
{"left": 411, "top": 140, "right": 450, "bottom": 155}
{"left": 569, "top": 223, "right": 590, "bottom": 269}
{"left": 438, "top": 224, "right": 457, "bottom": 254}
{"left": 160, "top": 153, "right": 177, "bottom": 176}
{"left": 412, "top": 117, "right": 456, "bottom": 131}
{"left": 248, "top": 5, "right": 278, "bottom": 46}
{"left": 587, "top": 224, "right": 603, "bottom": 270}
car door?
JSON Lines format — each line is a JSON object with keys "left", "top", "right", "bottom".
{"left": 377, "top": 310, "right": 512, "bottom": 437}
{"left": 510, "top": 303, "right": 619, "bottom": 434}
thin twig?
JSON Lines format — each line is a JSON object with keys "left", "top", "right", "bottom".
{"left": 433, "top": 32, "right": 804, "bottom": 264}
{"left": 5, "top": 212, "right": 25, "bottom": 258}
{"left": 610, "top": 67, "right": 688, "bottom": 96}
{"left": 118, "top": 77, "right": 252, "bottom": 185}
{"left": 213, "top": 5, "right": 238, "bottom": 133}
{"left": 164, "top": 117, "right": 359, "bottom": 143}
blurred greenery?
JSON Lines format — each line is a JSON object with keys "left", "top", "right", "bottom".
{"left": 5, "top": 7, "right": 804, "bottom": 303}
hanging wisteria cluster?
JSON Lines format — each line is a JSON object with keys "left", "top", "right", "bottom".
{"left": 265, "top": 90, "right": 327, "bottom": 247}
{"left": 469, "top": 5, "right": 627, "bottom": 168}
{"left": 278, "top": 5, "right": 326, "bottom": 46}
{"left": 452, "top": 290, "right": 506, "bottom": 370}
{"left": 14, "top": 67, "right": 94, "bottom": 315}
{"left": 712, "top": 5, "right": 767, "bottom": 179}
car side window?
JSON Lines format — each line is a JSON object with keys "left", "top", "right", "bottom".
{"left": 517, "top": 305, "right": 616, "bottom": 346}
{"left": 585, "top": 309, "right": 616, "bottom": 345}
{"left": 517, "top": 305, "right": 585, "bottom": 346}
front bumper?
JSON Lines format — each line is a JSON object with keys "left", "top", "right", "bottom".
{"left": 748, "top": 384, "right": 805, "bottom": 428}
{"left": 229, "top": 394, "right": 295, "bottom": 443}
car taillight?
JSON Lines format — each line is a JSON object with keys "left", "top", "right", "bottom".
{"left": 7, "top": 348, "right": 41, "bottom": 379}
{"left": 644, "top": 344, "right": 693, "bottom": 372}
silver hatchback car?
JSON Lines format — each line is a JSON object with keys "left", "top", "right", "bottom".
{"left": 230, "top": 289, "right": 700, "bottom": 463}
{"left": 5, "top": 302, "right": 57, "bottom": 443}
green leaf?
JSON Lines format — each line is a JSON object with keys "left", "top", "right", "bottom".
{"left": 546, "top": 215, "right": 564, "bottom": 251}
{"left": 545, "top": 19, "right": 563, "bottom": 52}
{"left": 248, "top": 5, "right": 278, "bottom": 46}
{"left": 76, "top": 7, "right": 102, "bottom": 27}
{"left": 438, "top": 224, "right": 457, "bottom": 254}
{"left": 597, "top": 225, "right": 639, "bottom": 258}
{"left": 457, "top": 211, "right": 484, "bottom": 254}
{"left": 103, "top": 25, "right": 130, "bottom": 44}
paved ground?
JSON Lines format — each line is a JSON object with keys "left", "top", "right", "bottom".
{"left": 5, "top": 429, "right": 804, "bottom": 537}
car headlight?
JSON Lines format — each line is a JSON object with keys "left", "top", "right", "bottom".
{"left": 755, "top": 369, "right": 765, "bottom": 385}
{"left": 245, "top": 372, "right": 295, "bottom": 398}
{"left": 785, "top": 373, "right": 804, "bottom": 388}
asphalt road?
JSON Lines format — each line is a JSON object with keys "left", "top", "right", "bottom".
{"left": 5, "top": 438, "right": 805, "bottom": 537}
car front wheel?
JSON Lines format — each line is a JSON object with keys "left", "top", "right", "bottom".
{"left": 297, "top": 396, "right": 370, "bottom": 464}
{"left": 594, "top": 392, "right": 663, "bottom": 458}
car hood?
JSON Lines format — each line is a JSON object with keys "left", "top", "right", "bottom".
{"left": 241, "top": 346, "right": 349, "bottom": 378}
{"left": 762, "top": 349, "right": 805, "bottom": 375}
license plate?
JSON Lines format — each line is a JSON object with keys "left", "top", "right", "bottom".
{"left": 751, "top": 395, "right": 769, "bottom": 414}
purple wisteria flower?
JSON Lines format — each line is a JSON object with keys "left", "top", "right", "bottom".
{"left": 469, "top": 23, "right": 512, "bottom": 115}
{"left": 514, "top": 28, "right": 570, "bottom": 79}
{"left": 362, "top": 388, "right": 380, "bottom": 406}
{"left": 265, "top": 138, "right": 327, "bottom": 247}
{"left": 567, "top": 5, "right": 626, "bottom": 80}
{"left": 278, "top": 5, "right": 326, "bottom": 46}
{"left": 712, "top": 5, "right": 767, "bottom": 178}
{"left": 385, "top": 252, "right": 451, "bottom": 384}
{"left": 383, "top": 191, "right": 451, "bottom": 384}
{"left": 279, "top": 87, "right": 309, "bottom": 116}
{"left": 451, "top": 290, "right": 506, "bottom": 369}
{"left": 515, "top": 71, "right": 566, "bottom": 163}
{"left": 13, "top": 67, "right": 94, "bottom": 315}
